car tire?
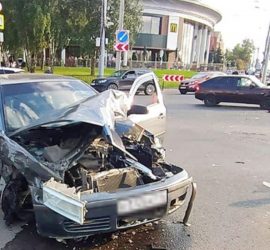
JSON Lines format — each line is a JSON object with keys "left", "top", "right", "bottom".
{"left": 107, "top": 83, "right": 118, "bottom": 90}
{"left": 204, "top": 95, "right": 217, "bottom": 107}
{"left": 144, "top": 83, "right": 156, "bottom": 95}
{"left": 260, "top": 98, "right": 270, "bottom": 110}
{"left": 1, "top": 176, "right": 33, "bottom": 225}
{"left": 180, "top": 89, "right": 187, "bottom": 95}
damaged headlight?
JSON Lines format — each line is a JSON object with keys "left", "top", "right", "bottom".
{"left": 43, "top": 179, "right": 87, "bottom": 224}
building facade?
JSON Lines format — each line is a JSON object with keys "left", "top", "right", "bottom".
{"left": 210, "top": 31, "right": 224, "bottom": 52}
{"left": 132, "top": 0, "right": 222, "bottom": 69}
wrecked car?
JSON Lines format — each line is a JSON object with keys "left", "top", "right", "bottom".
{"left": 0, "top": 73, "right": 196, "bottom": 239}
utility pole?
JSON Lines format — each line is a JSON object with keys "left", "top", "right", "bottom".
{"left": 98, "top": 0, "right": 107, "bottom": 77}
{"left": 115, "top": 0, "right": 124, "bottom": 70}
{"left": 262, "top": 23, "right": 270, "bottom": 84}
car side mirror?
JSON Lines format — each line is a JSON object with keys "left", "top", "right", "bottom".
{"left": 250, "top": 83, "right": 256, "bottom": 89}
{"left": 122, "top": 75, "right": 127, "bottom": 79}
{"left": 127, "top": 105, "right": 148, "bottom": 116}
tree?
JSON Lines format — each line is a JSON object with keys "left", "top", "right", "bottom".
{"left": 224, "top": 39, "right": 255, "bottom": 70}
{"left": 2, "top": 0, "right": 143, "bottom": 73}
{"left": 3, "top": 0, "right": 49, "bottom": 72}
{"left": 75, "top": 0, "right": 143, "bottom": 75}
{"left": 208, "top": 47, "right": 224, "bottom": 64}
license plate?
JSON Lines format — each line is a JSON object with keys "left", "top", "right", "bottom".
{"left": 180, "top": 87, "right": 187, "bottom": 89}
{"left": 117, "top": 190, "right": 167, "bottom": 215}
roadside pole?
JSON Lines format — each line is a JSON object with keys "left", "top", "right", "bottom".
{"left": 0, "top": 3, "right": 4, "bottom": 65}
{"left": 98, "top": 0, "right": 107, "bottom": 77}
{"left": 115, "top": 0, "right": 124, "bottom": 70}
{"left": 262, "top": 23, "right": 270, "bottom": 84}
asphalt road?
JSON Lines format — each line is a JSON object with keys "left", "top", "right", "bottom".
{"left": 1, "top": 89, "right": 270, "bottom": 250}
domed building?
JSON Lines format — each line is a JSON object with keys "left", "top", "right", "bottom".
{"left": 132, "top": 0, "right": 222, "bottom": 69}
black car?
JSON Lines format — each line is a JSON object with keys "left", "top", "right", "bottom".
{"left": 91, "top": 69, "right": 156, "bottom": 95}
{"left": 195, "top": 75, "right": 270, "bottom": 109}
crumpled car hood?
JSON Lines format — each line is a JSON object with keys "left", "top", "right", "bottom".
{"left": 10, "top": 90, "right": 130, "bottom": 137}
{"left": 8, "top": 90, "right": 136, "bottom": 176}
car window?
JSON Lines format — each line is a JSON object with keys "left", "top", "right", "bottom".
{"left": 111, "top": 70, "right": 126, "bottom": 77}
{"left": 237, "top": 77, "right": 252, "bottom": 87}
{"left": 201, "top": 78, "right": 215, "bottom": 88}
{"left": 226, "top": 77, "right": 238, "bottom": 89}
{"left": 124, "top": 71, "right": 136, "bottom": 79}
{"left": 137, "top": 70, "right": 149, "bottom": 76}
{"left": 2, "top": 80, "right": 97, "bottom": 132}
{"left": 202, "top": 77, "right": 224, "bottom": 89}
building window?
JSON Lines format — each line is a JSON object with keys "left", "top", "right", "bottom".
{"left": 141, "top": 16, "right": 161, "bottom": 35}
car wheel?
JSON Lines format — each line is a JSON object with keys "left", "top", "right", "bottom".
{"left": 144, "top": 83, "right": 156, "bottom": 95}
{"left": 260, "top": 98, "right": 270, "bottom": 110}
{"left": 204, "top": 95, "right": 217, "bottom": 107}
{"left": 107, "top": 83, "right": 118, "bottom": 90}
{"left": 1, "top": 176, "right": 33, "bottom": 225}
{"left": 180, "top": 89, "right": 187, "bottom": 95}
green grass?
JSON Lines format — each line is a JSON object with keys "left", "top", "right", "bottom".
{"left": 35, "top": 66, "right": 196, "bottom": 88}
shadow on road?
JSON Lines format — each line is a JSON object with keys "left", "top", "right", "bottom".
{"left": 230, "top": 198, "right": 270, "bottom": 208}
{"left": 3, "top": 219, "right": 193, "bottom": 250}
{"left": 194, "top": 104, "right": 262, "bottom": 112}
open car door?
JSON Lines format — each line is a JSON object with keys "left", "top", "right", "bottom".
{"left": 127, "top": 72, "right": 166, "bottom": 138}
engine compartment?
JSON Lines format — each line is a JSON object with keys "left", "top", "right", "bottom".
{"left": 11, "top": 122, "right": 183, "bottom": 194}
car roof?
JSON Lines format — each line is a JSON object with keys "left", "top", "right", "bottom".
{"left": 0, "top": 73, "right": 77, "bottom": 85}
{"left": 213, "top": 75, "right": 248, "bottom": 78}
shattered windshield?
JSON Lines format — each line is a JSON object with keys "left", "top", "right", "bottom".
{"left": 2, "top": 80, "right": 97, "bottom": 132}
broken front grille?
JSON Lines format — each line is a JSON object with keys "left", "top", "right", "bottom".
{"left": 63, "top": 217, "right": 111, "bottom": 233}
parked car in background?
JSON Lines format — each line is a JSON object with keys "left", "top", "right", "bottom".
{"left": 195, "top": 75, "right": 270, "bottom": 109}
{"left": 91, "top": 69, "right": 156, "bottom": 95}
{"left": 0, "top": 67, "right": 24, "bottom": 74}
{"left": 179, "top": 71, "right": 226, "bottom": 94}
{"left": 0, "top": 73, "right": 195, "bottom": 239}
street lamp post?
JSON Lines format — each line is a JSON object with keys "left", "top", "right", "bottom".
{"left": 115, "top": 0, "right": 124, "bottom": 70}
{"left": 262, "top": 23, "right": 270, "bottom": 84}
{"left": 98, "top": 0, "right": 107, "bottom": 77}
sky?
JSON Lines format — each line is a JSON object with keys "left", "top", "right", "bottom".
{"left": 202, "top": 0, "right": 270, "bottom": 58}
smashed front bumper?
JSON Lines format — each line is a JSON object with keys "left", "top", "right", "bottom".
{"left": 32, "top": 170, "right": 196, "bottom": 239}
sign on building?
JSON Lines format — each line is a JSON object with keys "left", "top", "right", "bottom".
{"left": 167, "top": 16, "right": 179, "bottom": 50}
{"left": 170, "top": 23, "right": 178, "bottom": 33}
{"left": 0, "top": 14, "right": 4, "bottom": 30}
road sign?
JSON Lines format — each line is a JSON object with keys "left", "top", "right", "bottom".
{"left": 163, "top": 75, "right": 184, "bottom": 82}
{"left": 114, "top": 43, "right": 129, "bottom": 52}
{"left": 116, "top": 30, "right": 129, "bottom": 43}
{"left": 0, "top": 14, "right": 4, "bottom": 30}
